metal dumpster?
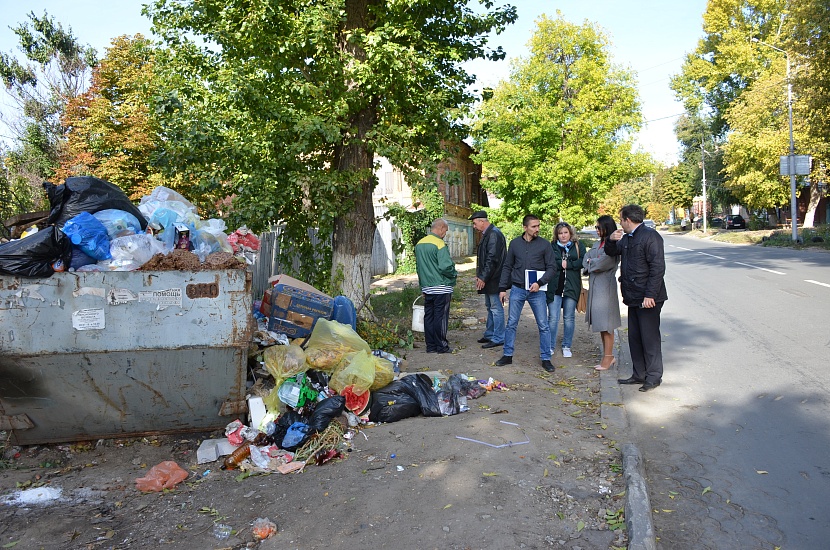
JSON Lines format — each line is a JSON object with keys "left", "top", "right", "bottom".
{"left": 0, "top": 269, "right": 253, "bottom": 445}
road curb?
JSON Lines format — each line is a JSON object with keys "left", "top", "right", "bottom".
{"left": 598, "top": 331, "right": 657, "bottom": 550}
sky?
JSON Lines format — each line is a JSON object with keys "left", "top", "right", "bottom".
{"left": 0, "top": 0, "right": 709, "bottom": 164}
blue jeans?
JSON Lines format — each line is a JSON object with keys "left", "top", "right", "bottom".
{"left": 548, "top": 295, "right": 577, "bottom": 351}
{"left": 503, "top": 285, "right": 551, "bottom": 360}
{"left": 482, "top": 293, "right": 505, "bottom": 344}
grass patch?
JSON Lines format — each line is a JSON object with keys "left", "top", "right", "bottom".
{"left": 761, "top": 226, "right": 830, "bottom": 249}
{"left": 708, "top": 229, "right": 772, "bottom": 244}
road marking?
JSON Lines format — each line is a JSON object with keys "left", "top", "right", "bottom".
{"left": 734, "top": 262, "right": 786, "bottom": 275}
{"left": 805, "top": 279, "right": 830, "bottom": 288}
{"left": 673, "top": 246, "right": 693, "bottom": 251}
{"left": 697, "top": 252, "right": 726, "bottom": 260}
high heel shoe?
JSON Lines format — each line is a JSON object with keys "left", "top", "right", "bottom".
{"left": 594, "top": 355, "right": 617, "bottom": 371}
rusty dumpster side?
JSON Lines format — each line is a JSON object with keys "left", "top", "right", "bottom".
{"left": 0, "top": 269, "right": 253, "bottom": 445}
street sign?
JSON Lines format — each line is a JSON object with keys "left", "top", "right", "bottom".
{"left": 779, "top": 154, "right": 811, "bottom": 176}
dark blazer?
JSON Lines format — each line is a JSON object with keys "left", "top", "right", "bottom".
{"left": 604, "top": 225, "right": 668, "bottom": 306}
{"left": 476, "top": 224, "right": 507, "bottom": 295}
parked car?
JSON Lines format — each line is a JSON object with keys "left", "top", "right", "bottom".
{"left": 724, "top": 214, "right": 746, "bottom": 229}
{"left": 643, "top": 219, "right": 656, "bottom": 229}
{"left": 694, "top": 216, "right": 724, "bottom": 229}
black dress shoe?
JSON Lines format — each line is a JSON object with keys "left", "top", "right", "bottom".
{"left": 436, "top": 348, "right": 455, "bottom": 354}
{"left": 494, "top": 355, "right": 512, "bottom": 366}
{"left": 618, "top": 376, "right": 646, "bottom": 385}
{"left": 541, "top": 359, "right": 555, "bottom": 372}
{"left": 477, "top": 337, "right": 491, "bottom": 344}
{"left": 482, "top": 341, "right": 503, "bottom": 349}
{"left": 639, "top": 381, "right": 661, "bottom": 392}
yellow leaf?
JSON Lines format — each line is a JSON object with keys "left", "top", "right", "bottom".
{"left": 756, "top": 470, "right": 768, "bottom": 475}
{"left": 702, "top": 486, "right": 712, "bottom": 495}
{"left": 661, "top": 509, "right": 675, "bottom": 513}
{"left": 543, "top": 468, "right": 549, "bottom": 477}
{"left": 443, "top": 504, "right": 452, "bottom": 509}
{"left": 482, "top": 472, "right": 499, "bottom": 477}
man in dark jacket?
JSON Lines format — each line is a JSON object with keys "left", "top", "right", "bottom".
{"left": 604, "top": 204, "right": 668, "bottom": 392}
{"left": 495, "top": 215, "right": 556, "bottom": 372}
{"left": 470, "top": 210, "right": 507, "bottom": 349}
{"left": 415, "top": 218, "right": 458, "bottom": 354}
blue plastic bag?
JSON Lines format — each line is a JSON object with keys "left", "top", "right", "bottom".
{"left": 281, "top": 422, "right": 311, "bottom": 450}
{"left": 61, "top": 212, "right": 112, "bottom": 260}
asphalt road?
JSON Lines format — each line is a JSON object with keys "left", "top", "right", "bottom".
{"left": 618, "top": 233, "right": 830, "bottom": 549}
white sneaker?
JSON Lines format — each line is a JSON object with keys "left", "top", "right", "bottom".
{"left": 562, "top": 347, "right": 572, "bottom": 358}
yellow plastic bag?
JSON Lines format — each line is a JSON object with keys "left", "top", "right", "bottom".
{"left": 263, "top": 344, "right": 308, "bottom": 387}
{"left": 329, "top": 350, "right": 376, "bottom": 395}
{"left": 304, "top": 319, "right": 371, "bottom": 372}
{"left": 370, "top": 356, "right": 395, "bottom": 391}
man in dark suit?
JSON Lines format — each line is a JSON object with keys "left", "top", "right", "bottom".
{"left": 469, "top": 211, "right": 507, "bottom": 348}
{"left": 604, "top": 204, "right": 668, "bottom": 392}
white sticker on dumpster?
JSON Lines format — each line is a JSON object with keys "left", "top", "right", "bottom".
{"left": 138, "top": 288, "right": 183, "bottom": 308}
{"left": 72, "top": 308, "right": 105, "bottom": 330}
{"left": 108, "top": 288, "right": 138, "bottom": 305}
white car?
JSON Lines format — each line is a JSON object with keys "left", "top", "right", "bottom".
{"left": 643, "top": 219, "right": 656, "bottom": 229}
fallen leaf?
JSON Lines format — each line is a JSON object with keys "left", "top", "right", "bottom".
{"left": 482, "top": 472, "right": 498, "bottom": 477}
{"left": 756, "top": 470, "right": 768, "bottom": 475}
{"left": 3, "top": 541, "right": 20, "bottom": 548}
{"left": 543, "top": 468, "right": 549, "bottom": 477}
{"left": 443, "top": 504, "right": 452, "bottom": 509}
{"left": 661, "top": 509, "right": 675, "bottom": 513}
{"left": 547, "top": 454, "right": 558, "bottom": 460}
{"left": 577, "top": 521, "right": 585, "bottom": 532}
{"left": 702, "top": 486, "right": 712, "bottom": 495}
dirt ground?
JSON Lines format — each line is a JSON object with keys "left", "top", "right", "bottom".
{"left": 0, "top": 264, "right": 627, "bottom": 550}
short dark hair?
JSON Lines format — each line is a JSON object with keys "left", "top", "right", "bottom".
{"left": 620, "top": 204, "right": 645, "bottom": 224}
{"left": 595, "top": 215, "right": 617, "bottom": 240}
{"left": 522, "top": 214, "right": 539, "bottom": 227}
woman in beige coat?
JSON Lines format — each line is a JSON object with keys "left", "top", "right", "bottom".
{"left": 583, "top": 215, "right": 622, "bottom": 370}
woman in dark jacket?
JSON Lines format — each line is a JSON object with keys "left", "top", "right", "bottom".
{"left": 583, "top": 215, "right": 621, "bottom": 370}
{"left": 546, "top": 222, "right": 585, "bottom": 357}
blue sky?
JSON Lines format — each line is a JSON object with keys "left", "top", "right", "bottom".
{"left": 0, "top": 0, "right": 708, "bottom": 163}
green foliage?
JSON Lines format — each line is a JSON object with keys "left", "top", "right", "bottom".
{"left": 145, "top": 0, "right": 517, "bottom": 305}
{"left": 358, "top": 283, "right": 422, "bottom": 351}
{"left": 762, "top": 226, "right": 830, "bottom": 249}
{"left": 383, "top": 189, "right": 444, "bottom": 274}
{"left": 473, "top": 13, "right": 649, "bottom": 229}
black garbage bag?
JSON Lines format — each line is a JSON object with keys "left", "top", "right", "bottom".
{"left": 0, "top": 226, "right": 72, "bottom": 277}
{"left": 45, "top": 176, "right": 148, "bottom": 230}
{"left": 307, "top": 396, "right": 345, "bottom": 433}
{"left": 273, "top": 410, "right": 305, "bottom": 449}
{"left": 399, "top": 373, "right": 442, "bottom": 417}
{"left": 369, "top": 381, "right": 421, "bottom": 424}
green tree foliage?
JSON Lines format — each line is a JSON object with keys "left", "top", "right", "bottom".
{"left": 59, "top": 35, "right": 163, "bottom": 200}
{"left": 145, "top": 0, "right": 517, "bottom": 308}
{"left": 0, "top": 11, "right": 96, "bottom": 209}
{"left": 472, "top": 13, "right": 649, "bottom": 229}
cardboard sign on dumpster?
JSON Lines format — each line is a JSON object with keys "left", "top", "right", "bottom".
{"left": 265, "top": 274, "right": 334, "bottom": 338}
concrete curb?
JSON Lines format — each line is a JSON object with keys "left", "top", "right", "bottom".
{"left": 598, "top": 330, "right": 656, "bottom": 550}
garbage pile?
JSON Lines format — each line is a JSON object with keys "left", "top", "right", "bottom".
{"left": 0, "top": 176, "right": 258, "bottom": 277}
{"left": 196, "top": 318, "right": 500, "bottom": 475}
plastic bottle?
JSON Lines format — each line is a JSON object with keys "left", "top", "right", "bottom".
{"left": 220, "top": 442, "right": 251, "bottom": 470}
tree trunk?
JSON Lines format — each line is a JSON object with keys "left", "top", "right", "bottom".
{"left": 802, "top": 180, "right": 823, "bottom": 228}
{"left": 331, "top": 0, "right": 378, "bottom": 313}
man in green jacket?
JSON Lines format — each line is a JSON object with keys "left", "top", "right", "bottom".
{"left": 415, "top": 218, "right": 458, "bottom": 353}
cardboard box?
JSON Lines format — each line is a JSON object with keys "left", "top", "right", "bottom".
{"left": 265, "top": 275, "right": 334, "bottom": 339}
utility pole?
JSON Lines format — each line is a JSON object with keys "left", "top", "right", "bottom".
{"left": 701, "top": 138, "right": 708, "bottom": 232}
{"left": 753, "top": 38, "right": 799, "bottom": 242}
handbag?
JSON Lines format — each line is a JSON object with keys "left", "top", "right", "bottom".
{"left": 575, "top": 240, "right": 588, "bottom": 314}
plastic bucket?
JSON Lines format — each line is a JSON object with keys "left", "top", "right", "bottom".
{"left": 411, "top": 295, "right": 425, "bottom": 332}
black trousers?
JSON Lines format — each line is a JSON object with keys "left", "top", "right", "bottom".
{"left": 627, "top": 302, "right": 664, "bottom": 383}
{"left": 424, "top": 292, "right": 452, "bottom": 352}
